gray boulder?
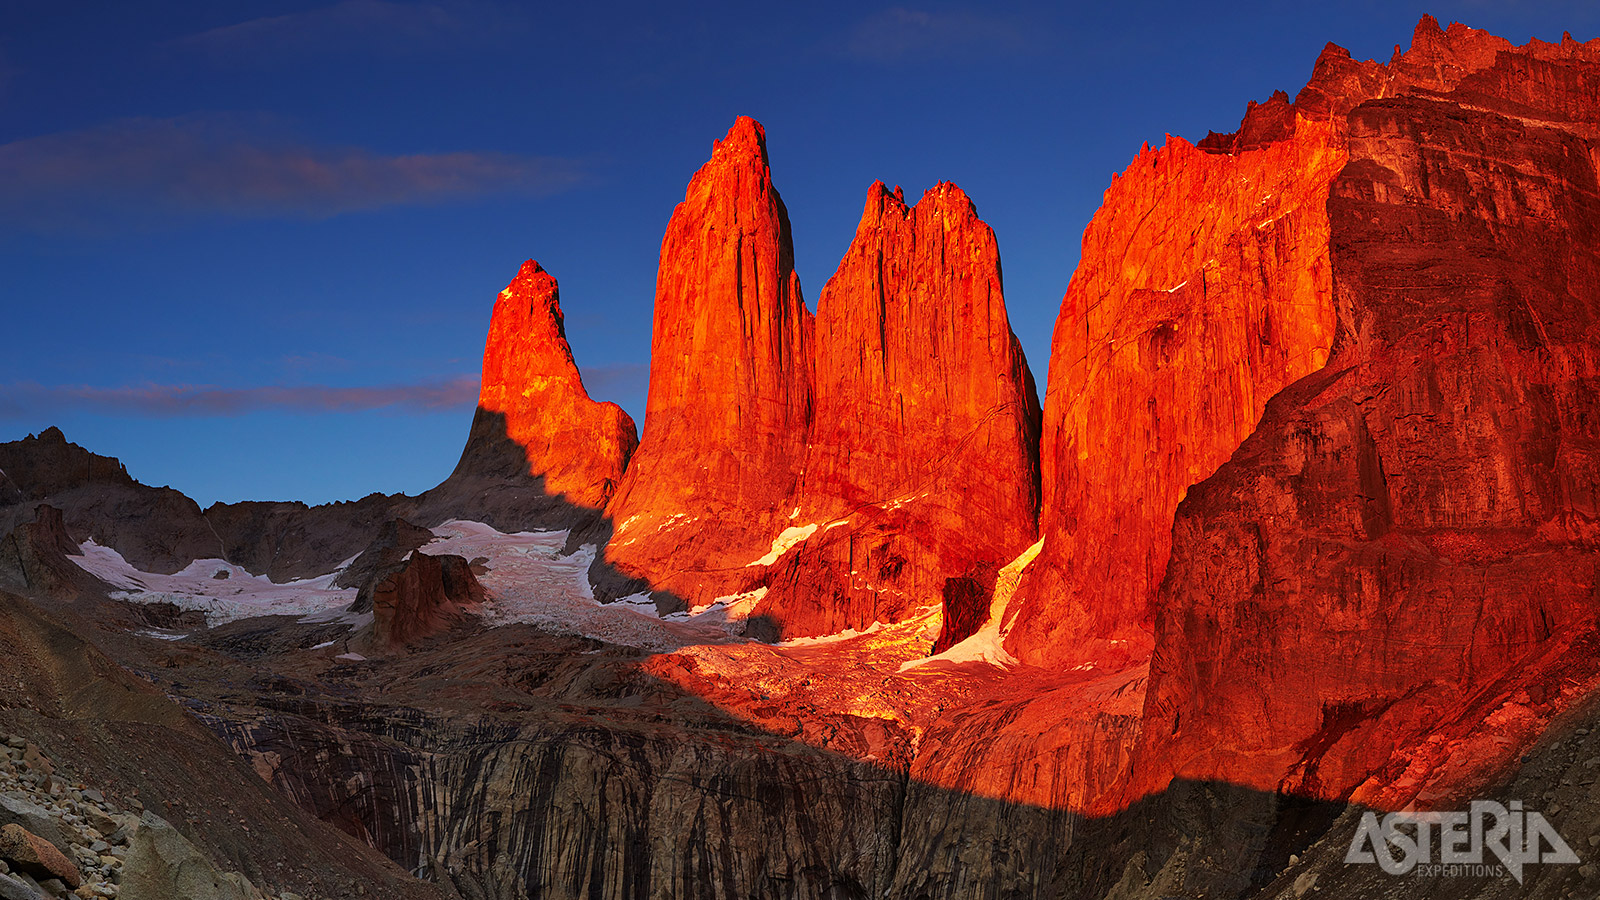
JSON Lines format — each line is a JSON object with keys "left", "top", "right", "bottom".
{"left": 119, "top": 813, "right": 263, "bottom": 900}
{"left": 0, "top": 797, "right": 67, "bottom": 858}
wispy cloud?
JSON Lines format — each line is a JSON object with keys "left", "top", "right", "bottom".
{"left": 835, "top": 7, "right": 1037, "bottom": 64}
{"left": 0, "top": 114, "right": 585, "bottom": 231}
{"left": 170, "top": 0, "right": 523, "bottom": 60}
{"left": 0, "top": 376, "right": 481, "bottom": 418}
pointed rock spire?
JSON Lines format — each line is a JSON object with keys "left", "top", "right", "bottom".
{"left": 750, "top": 180, "right": 1041, "bottom": 641}
{"left": 453, "top": 260, "right": 637, "bottom": 512}
{"left": 598, "top": 117, "right": 814, "bottom": 607}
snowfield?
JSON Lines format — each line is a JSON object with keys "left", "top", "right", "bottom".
{"left": 70, "top": 521, "right": 748, "bottom": 652}
{"left": 68, "top": 519, "right": 952, "bottom": 658}
{"left": 72, "top": 540, "right": 357, "bottom": 626}
{"left": 424, "top": 520, "right": 736, "bottom": 651}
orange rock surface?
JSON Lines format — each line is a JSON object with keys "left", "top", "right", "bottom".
{"left": 752, "top": 181, "right": 1041, "bottom": 641}
{"left": 599, "top": 117, "right": 815, "bottom": 608}
{"left": 466, "top": 259, "right": 637, "bottom": 510}
{"left": 1132, "top": 19, "right": 1600, "bottom": 808}
{"left": 1004, "top": 108, "right": 1344, "bottom": 667}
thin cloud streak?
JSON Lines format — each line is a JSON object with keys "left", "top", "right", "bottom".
{"left": 0, "top": 377, "right": 481, "bottom": 418}
{"left": 836, "top": 7, "right": 1039, "bottom": 64}
{"left": 171, "top": 0, "right": 523, "bottom": 59}
{"left": 0, "top": 114, "right": 586, "bottom": 231}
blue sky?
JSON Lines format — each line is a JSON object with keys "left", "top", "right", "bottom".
{"left": 3, "top": 1, "right": 1595, "bottom": 505}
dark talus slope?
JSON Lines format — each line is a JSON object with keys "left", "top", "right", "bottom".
{"left": 0, "top": 586, "right": 451, "bottom": 899}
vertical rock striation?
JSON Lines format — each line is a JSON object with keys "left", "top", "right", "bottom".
{"left": 1005, "top": 97, "right": 1345, "bottom": 668}
{"left": 1134, "top": 20, "right": 1600, "bottom": 806}
{"left": 598, "top": 117, "right": 815, "bottom": 610}
{"left": 752, "top": 181, "right": 1041, "bottom": 641}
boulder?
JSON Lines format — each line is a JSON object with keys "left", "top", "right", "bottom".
{"left": 119, "top": 813, "right": 261, "bottom": 900}
{"left": 0, "top": 825, "right": 78, "bottom": 889}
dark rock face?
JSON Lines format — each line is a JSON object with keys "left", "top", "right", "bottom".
{"left": 335, "top": 517, "right": 436, "bottom": 595}
{"left": 0, "top": 430, "right": 221, "bottom": 576}
{"left": 201, "top": 495, "right": 417, "bottom": 584}
{"left": 0, "top": 422, "right": 597, "bottom": 588}
{"left": 0, "top": 506, "right": 101, "bottom": 600}
{"left": 0, "top": 428, "right": 132, "bottom": 499}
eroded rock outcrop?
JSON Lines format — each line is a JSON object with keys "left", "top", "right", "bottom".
{"left": 751, "top": 181, "right": 1041, "bottom": 641}
{"left": 599, "top": 116, "right": 815, "bottom": 608}
{"left": 360, "top": 551, "right": 485, "bottom": 650}
{"left": 449, "top": 260, "right": 638, "bottom": 514}
{"left": 0, "top": 505, "right": 101, "bottom": 600}
{"left": 334, "top": 517, "right": 436, "bottom": 592}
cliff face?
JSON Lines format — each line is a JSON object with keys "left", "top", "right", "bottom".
{"left": 1134, "top": 20, "right": 1600, "bottom": 806}
{"left": 454, "top": 260, "right": 638, "bottom": 512}
{"left": 1004, "top": 103, "right": 1345, "bottom": 668}
{"left": 752, "top": 182, "right": 1041, "bottom": 641}
{"left": 597, "top": 124, "right": 1040, "bottom": 638}
{"left": 599, "top": 116, "right": 815, "bottom": 608}
{"left": 1002, "top": 16, "right": 1600, "bottom": 675}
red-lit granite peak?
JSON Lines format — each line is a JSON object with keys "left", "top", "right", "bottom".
{"left": 459, "top": 259, "right": 637, "bottom": 512}
{"left": 597, "top": 116, "right": 814, "bottom": 609}
{"left": 750, "top": 176, "right": 1040, "bottom": 644}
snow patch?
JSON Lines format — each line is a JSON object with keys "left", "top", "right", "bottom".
{"left": 666, "top": 587, "right": 768, "bottom": 630}
{"left": 1163, "top": 280, "right": 1188, "bottom": 293}
{"left": 71, "top": 540, "right": 357, "bottom": 627}
{"left": 900, "top": 536, "right": 1045, "bottom": 672}
{"left": 747, "top": 524, "right": 819, "bottom": 567}
{"left": 780, "top": 620, "right": 886, "bottom": 647}
{"left": 427, "top": 520, "right": 739, "bottom": 652}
